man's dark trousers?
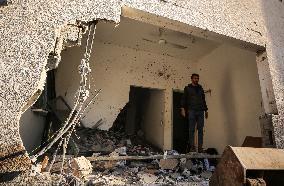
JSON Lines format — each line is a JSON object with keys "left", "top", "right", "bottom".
{"left": 188, "top": 110, "right": 204, "bottom": 149}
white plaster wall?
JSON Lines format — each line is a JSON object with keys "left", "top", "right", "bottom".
{"left": 56, "top": 37, "right": 197, "bottom": 150}
{"left": 197, "top": 44, "right": 262, "bottom": 153}
{"left": 19, "top": 108, "right": 45, "bottom": 153}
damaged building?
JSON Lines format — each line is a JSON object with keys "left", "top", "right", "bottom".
{"left": 1, "top": 0, "right": 284, "bottom": 185}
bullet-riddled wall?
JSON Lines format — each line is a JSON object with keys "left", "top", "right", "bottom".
{"left": 56, "top": 18, "right": 262, "bottom": 152}
{"left": 55, "top": 17, "right": 225, "bottom": 150}
{"left": 56, "top": 37, "right": 198, "bottom": 150}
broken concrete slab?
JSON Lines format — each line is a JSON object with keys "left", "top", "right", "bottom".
{"left": 71, "top": 156, "right": 93, "bottom": 179}
{"left": 159, "top": 158, "right": 179, "bottom": 170}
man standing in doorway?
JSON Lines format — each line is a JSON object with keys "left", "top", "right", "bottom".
{"left": 181, "top": 73, "right": 208, "bottom": 152}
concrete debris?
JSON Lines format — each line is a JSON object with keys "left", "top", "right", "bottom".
{"left": 71, "top": 156, "right": 93, "bottom": 179}
{"left": 42, "top": 126, "right": 218, "bottom": 185}
{"left": 49, "top": 156, "right": 92, "bottom": 180}
{"left": 182, "top": 169, "right": 191, "bottom": 177}
{"left": 114, "top": 147, "right": 127, "bottom": 155}
{"left": 84, "top": 156, "right": 216, "bottom": 185}
{"left": 200, "top": 171, "right": 212, "bottom": 179}
{"left": 138, "top": 172, "right": 158, "bottom": 184}
{"left": 181, "top": 159, "right": 193, "bottom": 170}
{"left": 73, "top": 127, "right": 160, "bottom": 157}
{"left": 159, "top": 158, "right": 179, "bottom": 170}
{"left": 40, "top": 156, "right": 49, "bottom": 172}
{"left": 30, "top": 164, "right": 43, "bottom": 176}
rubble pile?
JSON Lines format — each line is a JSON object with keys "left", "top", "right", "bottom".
{"left": 85, "top": 152, "right": 216, "bottom": 186}
{"left": 44, "top": 123, "right": 219, "bottom": 185}
{"left": 73, "top": 127, "right": 161, "bottom": 157}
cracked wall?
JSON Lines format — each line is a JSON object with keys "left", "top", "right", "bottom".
{"left": 1, "top": 0, "right": 284, "bottom": 176}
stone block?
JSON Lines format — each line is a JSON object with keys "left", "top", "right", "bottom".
{"left": 159, "top": 159, "right": 179, "bottom": 170}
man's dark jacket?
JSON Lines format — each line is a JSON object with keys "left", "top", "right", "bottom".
{"left": 181, "top": 84, "right": 208, "bottom": 112}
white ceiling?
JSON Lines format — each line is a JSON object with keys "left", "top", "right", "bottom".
{"left": 94, "top": 17, "right": 221, "bottom": 61}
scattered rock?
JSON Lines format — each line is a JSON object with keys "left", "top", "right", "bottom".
{"left": 191, "top": 175, "right": 201, "bottom": 182}
{"left": 114, "top": 147, "right": 127, "bottom": 155}
{"left": 159, "top": 159, "right": 179, "bottom": 170}
{"left": 185, "top": 159, "right": 194, "bottom": 170}
{"left": 200, "top": 171, "right": 212, "bottom": 179}
{"left": 144, "top": 168, "right": 158, "bottom": 175}
{"left": 71, "top": 156, "right": 92, "bottom": 179}
{"left": 170, "top": 172, "right": 180, "bottom": 179}
{"left": 182, "top": 169, "right": 191, "bottom": 177}
{"left": 41, "top": 156, "right": 49, "bottom": 172}
{"left": 138, "top": 172, "right": 158, "bottom": 184}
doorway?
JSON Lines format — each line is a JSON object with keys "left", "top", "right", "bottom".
{"left": 125, "top": 86, "right": 165, "bottom": 150}
{"left": 172, "top": 90, "right": 188, "bottom": 153}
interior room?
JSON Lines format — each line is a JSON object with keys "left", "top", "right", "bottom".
{"left": 20, "top": 16, "right": 263, "bottom": 154}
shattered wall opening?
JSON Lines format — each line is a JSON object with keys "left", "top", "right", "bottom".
{"left": 19, "top": 69, "right": 56, "bottom": 153}
{"left": 55, "top": 17, "right": 200, "bottom": 151}
{"left": 19, "top": 101, "right": 46, "bottom": 153}
{"left": 19, "top": 9, "right": 276, "bottom": 159}
{"left": 124, "top": 86, "right": 165, "bottom": 150}
{"left": 40, "top": 14, "right": 270, "bottom": 155}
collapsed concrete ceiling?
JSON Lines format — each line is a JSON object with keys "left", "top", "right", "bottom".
{"left": 94, "top": 17, "right": 221, "bottom": 61}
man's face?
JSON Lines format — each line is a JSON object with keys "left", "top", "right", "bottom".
{"left": 191, "top": 75, "right": 199, "bottom": 85}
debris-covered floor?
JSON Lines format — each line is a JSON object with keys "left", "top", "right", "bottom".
{"left": 87, "top": 155, "right": 215, "bottom": 186}
{"left": 40, "top": 125, "right": 219, "bottom": 186}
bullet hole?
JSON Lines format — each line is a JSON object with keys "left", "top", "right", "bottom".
{"left": 166, "top": 74, "right": 171, "bottom": 79}
{"left": 158, "top": 71, "right": 164, "bottom": 76}
{"left": 262, "top": 56, "right": 266, "bottom": 61}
